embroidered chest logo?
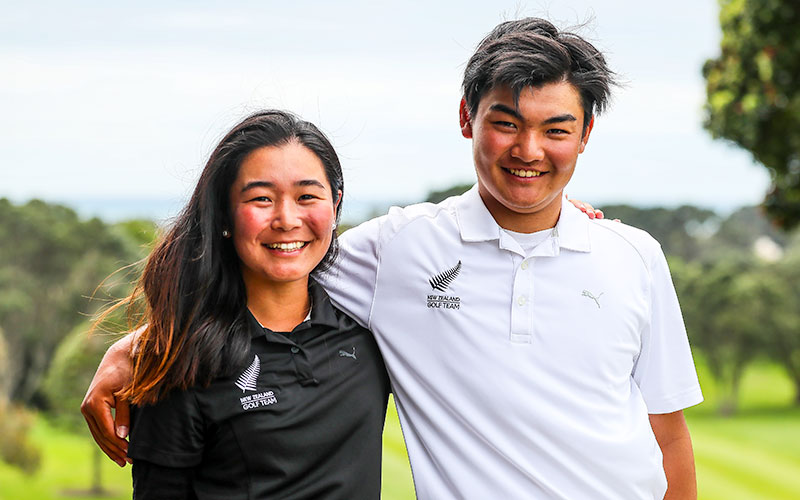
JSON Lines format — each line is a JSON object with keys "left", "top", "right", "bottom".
{"left": 235, "top": 355, "right": 278, "bottom": 410}
{"left": 427, "top": 260, "right": 462, "bottom": 310}
{"left": 235, "top": 355, "right": 260, "bottom": 392}
{"left": 339, "top": 347, "right": 357, "bottom": 360}
{"left": 581, "top": 289, "right": 604, "bottom": 308}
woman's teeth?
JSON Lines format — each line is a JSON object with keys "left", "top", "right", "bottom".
{"left": 267, "top": 242, "right": 306, "bottom": 250}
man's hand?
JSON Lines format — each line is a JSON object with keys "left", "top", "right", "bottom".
{"left": 80, "top": 333, "right": 135, "bottom": 467}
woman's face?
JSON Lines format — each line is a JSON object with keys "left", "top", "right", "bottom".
{"left": 228, "top": 141, "right": 340, "bottom": 290}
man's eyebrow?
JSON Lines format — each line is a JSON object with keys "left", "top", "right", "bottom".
{"left": 542, "top": 114, "right": 578, "bottom": 125}
{"left": 241, "top": 179, "right": 326, "bottom": 193}
{"left": 488, "top": 105, "right": 578, "bottom": 126}
{"left": 489, "top": 103, "right": 523, "bottom": 120}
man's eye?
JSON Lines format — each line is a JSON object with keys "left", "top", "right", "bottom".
{"left": 494, "top": 121, "right": 516, "bottom": 129}
{"left": 548, "top": 128, "right": 568, "bottom": 135}
{"left": 299, "top": 194, "right": 318, "bottom": 201}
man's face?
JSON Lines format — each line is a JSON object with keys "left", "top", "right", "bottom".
{"left": 460, "top": 81, "right": 593, "bottom": 232}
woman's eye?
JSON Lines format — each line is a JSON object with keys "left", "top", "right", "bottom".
{"left": 249, "top": 196, "right": 271, "bottom": 202}
{"left": 299, "top": 194, "right": 318, "bottom": 201}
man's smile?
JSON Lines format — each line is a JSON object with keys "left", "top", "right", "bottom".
{"left": 504, "top": 167, "right": 546, "bottom": 178}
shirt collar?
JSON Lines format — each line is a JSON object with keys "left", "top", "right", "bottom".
{"left": 455, "top": 184, "right": 505, "bottom": 242}
{"left": 455, "top": 184, "right": 591, "bottom": 253}
{"left": 553, "top": 196, "right": 592, "bottom": 253}
{"left": 247, "top": 278, "right": 340, "bottom": 338}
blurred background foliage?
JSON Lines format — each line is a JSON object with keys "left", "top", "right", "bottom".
{"left": 704, "top": 0, "right": 800, "bottom": 228}
{"left": 0, "top": 198, "right": 155, "bottom": 493}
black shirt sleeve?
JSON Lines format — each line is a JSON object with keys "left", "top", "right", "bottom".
{"left": 128, "top": 388, "right": 205, "bottom": 468}
{"left": 132, "top": 460, "right": 197, "bottom": 500}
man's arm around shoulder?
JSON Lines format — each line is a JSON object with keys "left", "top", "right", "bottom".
{"left": 80, "top": 332, "right": 135, "bottom": 467}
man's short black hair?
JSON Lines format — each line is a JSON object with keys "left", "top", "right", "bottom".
{"left": 462, "top": 18, "right": 616, "bottom": 134}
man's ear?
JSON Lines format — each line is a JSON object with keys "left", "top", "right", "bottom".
{"left": 459, "top": 98, "right": 473, "bottom": 139}
{"left": 579, "top": 115, "right": 595, "bottom": 154}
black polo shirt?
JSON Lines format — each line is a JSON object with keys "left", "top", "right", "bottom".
{"left": 128, "top": 280, "right": 390, "bottom": 500}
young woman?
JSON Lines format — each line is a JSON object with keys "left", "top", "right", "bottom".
{"left": 115, "top": 110, "right": 390, "bottom": 499}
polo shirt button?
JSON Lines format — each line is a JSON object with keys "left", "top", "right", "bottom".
{"left": 521, "top": 261, "right": 529, "bottom": 270}
{"left": 290, "top": 347, "right": 300, "bottom": 354}
{"left": 517, "top": 296, "right": 527, "bottom": 306}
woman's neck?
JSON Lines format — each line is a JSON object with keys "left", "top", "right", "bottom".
{"left": 245, "top": 277, "right": 311, "bottom": 332}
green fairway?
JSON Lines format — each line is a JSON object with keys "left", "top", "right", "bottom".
{"left": 2, "top": 361, "right": 799, "bottom": 499}
{"left": 0, "top": 419, "right": 132, "bottom": 500}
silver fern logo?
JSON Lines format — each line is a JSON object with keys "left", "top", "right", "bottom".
{"left": 429, "top": 260, "right": 462, "bottom": 292}
{"left": 427, "top": 261, "right": 463, "bottom": 310}
{"left": 235, "top": 355, "right": 260, "bottom": 392}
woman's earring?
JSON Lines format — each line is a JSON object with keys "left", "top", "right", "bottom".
{"left": 331, "top": 222, "right": 337, "bottom": 232}
{"left": 222, "top": 229, "right": 231, "bottom": 238}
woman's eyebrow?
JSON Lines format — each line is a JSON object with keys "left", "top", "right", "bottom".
{"left": 241, "top": 179, "right": 325, "bottom": 193}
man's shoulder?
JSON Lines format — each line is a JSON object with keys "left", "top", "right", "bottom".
{"left": 589, "top": 219, "right": 663, "bottom": 266}
{"left": 386, "top": 195, "right": 461, "bottom": 226}
{"left": 342, "top": 196, "right": 461, "bottom": 247}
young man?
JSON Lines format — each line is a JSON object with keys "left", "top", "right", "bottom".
{"left": 83, "top": 18, "right": 702, "bottom": 499}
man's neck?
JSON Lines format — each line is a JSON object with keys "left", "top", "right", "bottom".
{"left": 478, "top": 190, "right": 563, "bottom": 234}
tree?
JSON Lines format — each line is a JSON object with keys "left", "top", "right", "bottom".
{"left": 41, "top": 320, "right": 125, "bottom": 495}
{"left": 0, "top": 199, "right": 152, "bottom": 406}
{"left": 673, "top": 256, "right": 768, "bottom": 414}
{"left": 0, "top": 328, "right": 40, "bottom": 474}
{"left": 768, "top": 250, "right": 800, "bottom": 403}
{"left": 703, "top": 0, "right": 800, "bottom": 228}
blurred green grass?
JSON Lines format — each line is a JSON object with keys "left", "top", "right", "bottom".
{"left": 2, "top": 361, "right": 798, "bottom": 500}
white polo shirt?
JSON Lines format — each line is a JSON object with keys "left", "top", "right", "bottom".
{"left": 322, "top": 185, "right": 703, "bottom": 500}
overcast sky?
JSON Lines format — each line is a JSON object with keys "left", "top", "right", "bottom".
{"left": 1, "top": 1, "right": 770, "bottom": 222}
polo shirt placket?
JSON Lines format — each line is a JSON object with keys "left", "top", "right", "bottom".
{"left": 258, "top": 317, "right": 322, "bottom": 387}
{"left": 504, "top": 234, "right": 563, "bottom": 344}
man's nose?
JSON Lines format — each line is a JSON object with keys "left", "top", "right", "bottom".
{"left": 511, "top": 131, "right": 544, "bottom": 163}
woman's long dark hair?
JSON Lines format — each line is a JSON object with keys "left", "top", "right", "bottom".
{"left": 115, "top": 110, "right": 343, "bottom": 405}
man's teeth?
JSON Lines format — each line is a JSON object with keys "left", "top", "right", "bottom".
{"left": 508, "top": 168, "right": 543, "bottom": 178}
{"left": 267, "top": 242, "right": 306, "bottom": 250}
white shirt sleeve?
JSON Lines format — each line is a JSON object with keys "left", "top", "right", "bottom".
{"left": 633, "top": 244, "right": 704, "bottom": 414}
{"left": 316, "top": 216, "right": 385, "bottom": 329}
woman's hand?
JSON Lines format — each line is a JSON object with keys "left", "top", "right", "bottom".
{"left": 80, "top": 333, "right": 135, "bottom": 467}
{"left": 567, "top": 197, "right": 604, "bottom": 220}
